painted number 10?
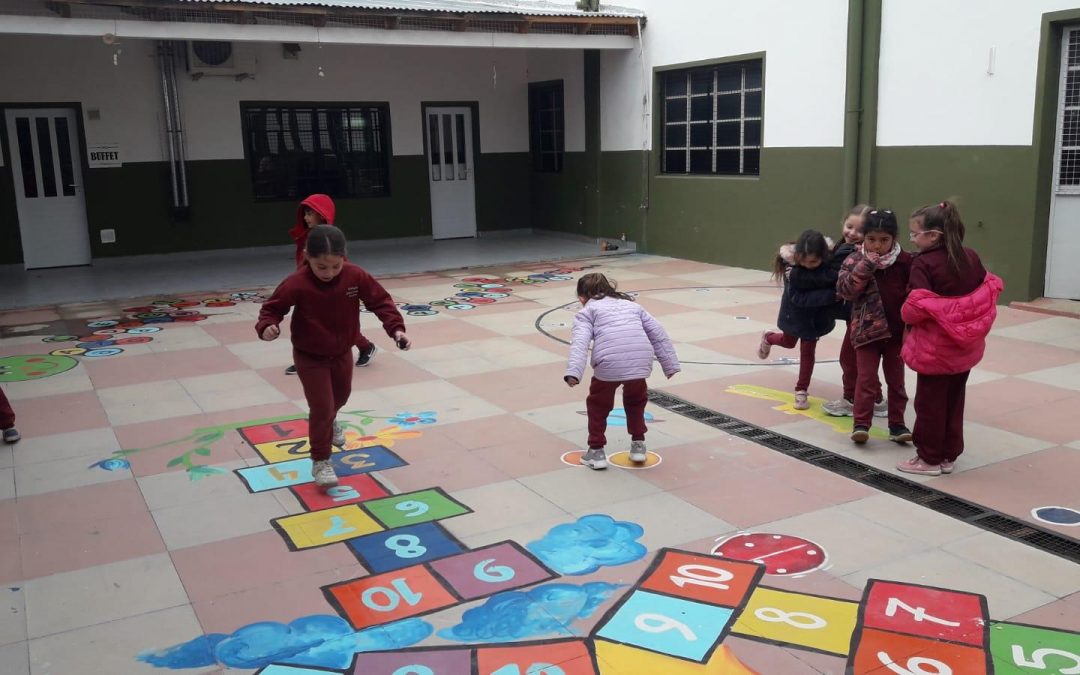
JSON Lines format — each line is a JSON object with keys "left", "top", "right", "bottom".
{"left": 669, "top": 563, "right": 734, "bottom": 591}
{"left": 361, "top": 578, "right": 422, "bottom": 612}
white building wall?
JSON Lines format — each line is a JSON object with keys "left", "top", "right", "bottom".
{"left": 0, "top": 35, "right": 540, "bottom": 162}
{"left": 878, "top": 0, "right": 1080, "bottom": 146}
{"left": 526, "top": 49, "right": 586, "bottom": 153}
{"left": 600, "top": 0, "right": 850, "bottom": 152}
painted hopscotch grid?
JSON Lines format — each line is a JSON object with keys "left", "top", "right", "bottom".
{"left": 986, "top": 620, "right": 1080, "bottom": 674}
{"left": 234, "top": 445, "right": 408, "bottom": 493}
{"left": 730, "top": 586, "right": 861, "bottom": 657}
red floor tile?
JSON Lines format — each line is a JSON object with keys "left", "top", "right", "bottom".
{"left": 20, "top": 508, "right": 165, "bottom": 579}
{"left": 11, "top": 391, "right": 108, "bottom": 437}
{"left": 16, "top": 479, "right": 148, "bottom": 534}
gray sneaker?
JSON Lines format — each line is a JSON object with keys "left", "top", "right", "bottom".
{"left": 332, "top": 422, "right": 346, "bottom": 448}
{"left": 629, "top": 440, "right": 647, "bottom": 463}
{"left": 580, "top": 447, "right": 608, "bottom": 470}
{"left": 874, "top": 399, "right": 888, "bottom": 418}
{"left": 822, "top": 398, "right": 853, "bottom": 417}
{"left": 311, "top": 459, "right": 339, "bottom": 488}
{"left": 2, "top": 427, "right": 20, "bottom": 444}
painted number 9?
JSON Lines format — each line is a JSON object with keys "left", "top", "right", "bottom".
{"left": 1012, "top": 645, "right": 1080, "bottom": 674}
{"left": 474, "top": 558, "right": 515, "bottom": 582}
{"left": 634, "top": 613, "right": 698, "bottom": 642}
{"left": 670, "top": 563, "right": 734, "bottom": 591}
{"left": 395, "top": 500, "right": 430, "bottom": 518}
{"left": 492, "top": 664, "right": 566, "bottom": 675}
{"left": 877, "top": 651, "right": 952, "bottom": 675}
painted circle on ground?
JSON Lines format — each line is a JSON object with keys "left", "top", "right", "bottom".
{"left": 711, "top": 532, "right": 828, "bottom": 576}
{"left": 607, "top": 450, "right": 663, "bottom": 469}
{"left": 77, "top": 340, "right": 116, "bottom": 349}
{"left": 92, "top": 328, "right": 124, "bottom": 335}
{"left": 87, "top": 320, "right": 119, "bottom": 328}
{"left": 560, "top": 451, "right": 586, "bottom": 467}
{"left": 126, "top": 326, "right": 161, "bottom": 334}
{"left": 204, "top": 301, "right": 235, "bottom": 307}
{"left": 173, "top": 314, "right": 207, "bottom": 322}
{"left": 139, "top": 317, "right": 174, "bottom": 323}
{"left": 117, "top": 321, "right": 145, "bottom": 329}
{"left": 1032, "top": 506, "right": 1080, "bottom": 526}
{"left": 172, "top": 301, "right": 201, "bottom": 308}
{"left": 407, "top": 310, "right": 438, "bottom": 316}
{"left": 135, "top": 312, "right": 169, "bottom": 319}
{"left": 50, "top": 347, "right": 86, "bottom": 357}
{"left": 0, "top": 354, "right": 79, "bottom": 382}
{"left": 113, "top": 336, "right": 153, "bottom": 345}
{"left": 463, "top": 297, "right": 496, "bottom": 304}
{"left": 84, "top": 347, "right": 123, "bottom": 357}
{"left": 123, "top": 306, "right": 157, "bottom": 313}
{"left": 446, "top": 303, "right": 474, "bottom": 310}
{"left": 42, "top": 335, "right": 79, "bottom": 343}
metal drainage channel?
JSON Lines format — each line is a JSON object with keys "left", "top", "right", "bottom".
{"left": 647, "top": 390, "right": 1080, "bottom": 565}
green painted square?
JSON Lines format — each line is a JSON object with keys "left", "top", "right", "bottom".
{"left": 362, "top": 488, "right": 470, "bottom": 529}
{"left": 988, "top": 621, "right": 1080, "bottom": 674}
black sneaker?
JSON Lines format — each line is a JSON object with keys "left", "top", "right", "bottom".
{"left": 284, "top": 365, "right": 297, "bottom": 375}
{"left": 2, "top": 427, "right": 19, "bottom": 444}
{"left": 889, "top": 425, "right": 913, "bottom": 444}
{"left": 850, "top": 426, "right": 870, "bottom": 444}
{"left": 356, "top": 343, "right": 377, "bottom": 367}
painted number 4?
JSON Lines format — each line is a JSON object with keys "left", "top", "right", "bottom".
{"left": 1012, "top": 645, "right": 1080, "bottom": 674}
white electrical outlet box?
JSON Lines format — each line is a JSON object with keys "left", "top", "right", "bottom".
{"left": 100, "top": 229, "right": 116, "bottom": 244}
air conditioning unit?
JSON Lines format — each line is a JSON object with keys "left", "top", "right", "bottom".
{"left": 187, "top": 40, "right": 242, "bottom": 76}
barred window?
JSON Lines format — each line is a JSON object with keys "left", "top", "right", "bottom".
{"left": 661, "top": 60, "right": 763, "bottom": 176}
{"left": 529, "top": 81, "right": 564, "bottom": 172}
{"left": 241, "top": 103, "right": 390, "bottom": 200}
{"left": 1057, "top": 28, "right": 1080, "bottom": 190}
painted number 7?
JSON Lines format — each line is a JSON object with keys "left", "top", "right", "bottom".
{"left": 670, "top": 563, "right": 734, "bottom": 591}
{"left": 396, "top": 500, "right": 430, "bottom": 518}
{"left": 1012, "top": 645, "right": 1080, "bottom": 674}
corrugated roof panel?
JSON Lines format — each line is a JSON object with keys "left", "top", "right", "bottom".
{"left": 173, "top": 0, "right": 644, "bottom": 18}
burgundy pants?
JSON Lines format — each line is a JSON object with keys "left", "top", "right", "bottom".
{"left": 839, "top": 322, "right": 882, "bottom": 403}
{"left": 586, "top": 377, "right": 648, "bottom": 449}
{"left": 766, "top": 332, "right": 817, "bottom": 392}
{"left": 913, "top": 371, "right": 970, "bottom": 465}
{"left": 295, "top": 349, "right": 353, "bottom": 461}
{"left": 0, "top": 387, "right": 14, "bottom": 430}
{"left": 854, "top": 337, "right": 907, "bottom": 428}
{"left": 356, "top": 332, "right": 372, "bottom": 352}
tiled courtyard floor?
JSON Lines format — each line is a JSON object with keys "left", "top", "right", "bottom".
{"left": 0, "top": 253, "right": 1077, "bottom": 674}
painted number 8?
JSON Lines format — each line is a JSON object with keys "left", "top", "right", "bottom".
{"left": 877, "top": 651, "right": 952, "bottom": 675}
{"left": 384, "top": 534, "right": 427, "bottom": 559}
{"left": 396, "top": 500, "right": 430, "bottom": 518}
{"left": 754, "top": 607, "right": 827, "bottom": 630}
{"left": 634, "top": 613, "right": 698, "bottom": 642}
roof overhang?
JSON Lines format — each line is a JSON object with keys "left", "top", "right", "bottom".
{"left": 0, "top": 0, "right": 644, "bottom": 49}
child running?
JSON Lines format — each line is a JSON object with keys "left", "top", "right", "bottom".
{"left": 898, "top": 201, "right": 1003, "bottom": 475}
{"left": 257, "top": 225, "right": 409, "bottom": 488}
{"left": 836, "top": 209, "right": 913, "bottom": 445}
{"left": 1, "top": 387, "right": 19, "bottom": 444}
{"left": 757, "top": 229, "right": 839, "bottom": 410}
{"left": 822, "top": 205, "right": 887, "bottom": 419}
{"left": 564, "top": 273, "right": 680, "bottom": 470}
{"left": 285, "top": 194, "right": 378, "bottom": 375}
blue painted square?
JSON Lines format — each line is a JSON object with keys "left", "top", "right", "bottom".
{"left": 595, "top": 589, "right": 733, "bottom": 662}
{"left": 236, "top": 458, "right": 312, "bottom": 493}
{"left": 347, "top": 522, "right": 464, "bottom": 573}
{"left": 330, "top": 445, "right": 406, "bottom": 477}
{"left": 255, "top": 665, "right": 330, "bottom": 675}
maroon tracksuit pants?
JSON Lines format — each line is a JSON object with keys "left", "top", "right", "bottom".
{"left": 295, "top": 349, "right": 352, "bottom": 461}
{"left": 356, "top": 332, "right": 373, "bottom": 352}
{"left": 586, "top": 377, "right": 648, "bottom": 449}
{"left": 839, "top": 322, "right": 882, "bottom": 403}
{"left": 854, "top": 337, "right": 907, "bottom": 429}
{"left": 913, "top": 371, "right": 970, "bottom": 465}
{"left": 765, "top": 332, "right": 817, "bottom": 392}
{"left": 0, "top": 387, "right": 14, "bottom": 430}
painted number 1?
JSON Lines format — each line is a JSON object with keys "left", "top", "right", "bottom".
{"left": 669, "top": 563, "right": 734, "bottom": 591}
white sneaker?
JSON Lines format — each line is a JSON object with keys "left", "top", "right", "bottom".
{"left": 822, "top": 398, "right": 853, "bottom": 417}
{"left": 312, "top": 459, "right": 339, "bottom": 488}
{"left": 629, "top": 440, "right": 647, "bottom": 463}
{"left": 332, "top": 422, "right": 346, "bottom": 447}
{"left": 580, "top": 447, "right": 608, "bottom": 470}
{"left": 874, "top": 399, "right": 888, "bottom": 418}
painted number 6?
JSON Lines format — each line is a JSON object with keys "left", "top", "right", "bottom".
{"left": 396, "top": 500, "right": 430, "bottom": 518}
{"left": 474, "top": 558, "right": 516, "bottom": 582}
{"left": 1012, "top": 645, "right": 1080, "bottom": 674}
{"left": 634, "top": 613, "right": 698, "bottom": 642}
{"left": 877, "top": 651, "right": 952, "bottom": 675}
{"left": 392, "top": 666, "right": 434, "bottom": 675}
{"left": 670, "top": 563, "right": 734, "bottom": 591}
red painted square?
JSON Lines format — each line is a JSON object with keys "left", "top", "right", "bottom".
{"left": 639, "top": 549, "right": 764, "bottom": 609}
{"left": 850, "top": 628, "right": 989, "bottom": 675}
{"left": 291, "top": 474, "right": 389, "bottom": 511}
{"left": 476, "top": 640, "right": 596, "bottom": 675}
{"left": 237, "top": 418, "right": 308, "bottom": 446}
{"left": 863, "top": 580, "right": 988, "bottom": 647}
{"left": 324, "top": 564, "right": 457, "bottom": 630}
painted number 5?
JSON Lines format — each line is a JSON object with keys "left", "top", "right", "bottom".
{"left": 634, "top": 613, "right": 698, "bottom": 642}
{"left": 670, "top": 564, "right": 734, "bottom": 591}
{"left": 1012, "top": 645, "right": 1080, "bottom": 674}
{"left": 877, "top": 651, "right": 952, "bottom": 675}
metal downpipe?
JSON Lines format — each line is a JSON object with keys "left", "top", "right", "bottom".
{"left": 158, "top": 40, "right": 179, "bottom": 208}
{"left": 165, "top": 41, "right": 190, "bottom": 208}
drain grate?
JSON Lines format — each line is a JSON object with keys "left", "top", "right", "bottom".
{"left": 648, "top": 390, "right": 1080, "bottom": 565}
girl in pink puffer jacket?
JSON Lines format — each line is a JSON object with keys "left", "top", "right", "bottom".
{"left": 564, "top": 273, "right": 681, "bottom": 470}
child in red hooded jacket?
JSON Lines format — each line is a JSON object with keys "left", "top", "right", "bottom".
{"left": 898, "top": 201, "right": 1003, "bottom": 476}
{"left": 284, "top": 194, "right": 378, "bottom": 375}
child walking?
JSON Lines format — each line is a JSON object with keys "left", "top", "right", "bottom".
{"left": 285, "top": 194, "right": 378, "bottom": 375}
{"left": 898, "top": 201, "right": 1003, "bottom": 475}
{"left": 257, "top": 225, "right": 409, "bottom": 488}
{"left": 564, "top": 273, "right": 680, "bottom": 470}
{"left": 836, "top": 209, "right": 913, "bottom": 444}
{"left": 757, "top": 230, "right": 839, "bottom": 410}
{"left": 0, "top": 387, "right": 19, "bottom": 444}
{"left": 822, "top": 205, "right": 887, "bottom": 419}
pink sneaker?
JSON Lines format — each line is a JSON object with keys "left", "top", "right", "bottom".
{"left": 757, "top": 331, "right": 773, "bottom": 360}
{"left": 793, "top": 390, "right": 809, "bottom": 410}
{"left": 940, "top": 460, "right": 955, "bottom": 474}
{"left": 896, "top": 456, "right": 941, "bottom": 476}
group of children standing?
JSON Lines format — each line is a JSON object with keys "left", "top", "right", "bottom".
{"left": 759, "top": 201, "right": 1003, "bottom": 476}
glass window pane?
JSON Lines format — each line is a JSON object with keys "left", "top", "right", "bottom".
{"left": 15, "top": 117, "right": 37, "bottom": 198}
{"left": 1063, "top": 109, "right": 1080, "bottom": 146}
{"left": 664, "top": 150, "right": 687, "bottom": 173}
{"left": 1059, "top": 149, "right": 1079, "bottom": 185}
{"left": 689, "top": 149, "right": 711, "bottom": 173}
{"left": 455, "top": 113, "right": 467, "bottom": 179}
{"left": 745, "top": 91, "right": 763, "bottom": 118}
{"left": 716, "top": 67, "right": 741, "bottom": 92}
{"left": 428, "top": 114, "right": 441, "bottom": 181}
{"left": 35, "top": 118, "right": 57, "bottom": 197}
{"left": 744, "top": 148, "right": 761, "bottom": 174}
{"left": 690, "top": 96, "right": 712, "bottom": 122}
{"left": 690, "top": 123, "right": 711, "bottom": 147}
{"left": 665, "top": 124, "right": 687, "bottom": 149}
{"left": 442, "top": 114, "right": 454, "bottom": 180}
{"left": 744, "top": 120, "right": 762, "bottom": 146}
{"left": 665, "top": 98, "right": 687, "bottom": 123}
{"left": 690, "top": 70, "right": 712, "bottom": 95}
{"left": 665, "top": 73, "right": 687, "bottom": 97}
{"left": 716, "top": 149, "right": 740, "bottom": 173}
{"left": 1067, "top": 70, "right": 1080, "bottom": 107}
{"left": 716, "top": 94, "right": 740, "bottom": 120}
{"left": 716, "top": 122, "right": 740, "bottom": 147}
{"left": 54, "top": 117, "right": 76, "bottom": 196}
{"left": 745, "top": 61, "right": 763, "bottom": 88}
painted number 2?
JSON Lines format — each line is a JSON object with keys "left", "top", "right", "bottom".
{"left": 1012, "top": 645, "right": 1080, "bottom": 674}
{"left": 877, "top": 651, "right": 952, "bottom": 675}
{"left": 361, "top": 578, "right": 422, "bottom": 612}
{"left": 669, "top": 563, "right": 734, "bottom": 591}
{"left": 634, "top": 613, "right": 698, "bottom": 642}
{"left": 492, "top": 664, "right": 567, "bottom": 675}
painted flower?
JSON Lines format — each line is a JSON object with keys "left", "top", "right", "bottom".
{"left": 89, "top": 458, "right": 130, "bottom": 472}
{"left": 344, "top": 425, "right": 422, "bottom": 449}
{"left": 388, "top": 411, "right": 437, "bottom": 428}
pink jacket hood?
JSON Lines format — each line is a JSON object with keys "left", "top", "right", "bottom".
{"left": 900, "top": 272, "right": 1004, "bottom": 375}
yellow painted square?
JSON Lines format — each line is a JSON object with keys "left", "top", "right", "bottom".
{"left": 732, "top": 586, "right": 859, "bottom": 656}
{"left": 255, "top": 437, "right": 318, "bottom": 463}
{"left": 275, "top": 505, "right": 383, "bottom": 549}
{"left": 595, "top": 640, "right": 756, "bottom": 674}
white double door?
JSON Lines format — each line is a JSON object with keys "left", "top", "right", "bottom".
{"left": 425, "top": 106, "right": 477, "bottom": 240}
{"left": 1047, "top": 27, "right": 1080, "bottom": 299}
{"left": 4, "top": 107, "right": 91, "bottom": 269}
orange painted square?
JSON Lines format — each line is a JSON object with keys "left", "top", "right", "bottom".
{"left": 639, "top": 550, "right": 763, "bottom": 609}
{"left": 850, "top": 628, "right": 989, "bottom": 675}
{"left": 476, "top": 640, "right": 596, "bottom": 675}
{"left": 326, "top": 564, "right": 456, "bottom": 630}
